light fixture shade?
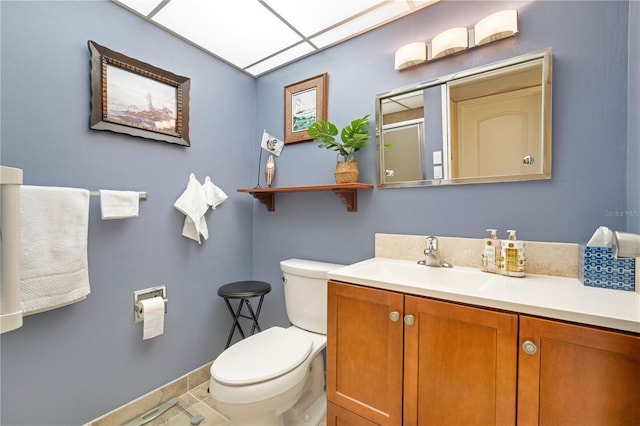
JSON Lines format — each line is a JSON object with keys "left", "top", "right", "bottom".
{"left": 474, "top": 9, "right": 518, "bottom": 46}
{"left": 431, "top": 27, "right": 469, "bottom": 59}
{"left": 394, "top": 41, "right": 427, "bottom": 70}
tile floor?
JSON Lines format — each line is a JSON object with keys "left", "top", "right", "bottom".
{"left": 130, "top": 383, "right": 327, "bottom": 426}
{"left": 87, "top": 362, "right": 326, "bottom": 426}
{"left": 135, "top": 381, "right": 228, "bottom": 426}
{"left": 86, "top": 363, "right": 226, "bottom": 426}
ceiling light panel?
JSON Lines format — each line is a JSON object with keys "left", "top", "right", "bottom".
{"left": 115, "top": 0, "right": 164, "bottom": 16}
{"left": 264, "top": 0, "right": 386, "bottom": 37}
{"left": 245, "top": 42, "right": 316, "bottom": 76}
{"left": 310, "top": 0, "right": 410, "bottom": 48}
{"left": 152, "top": 0, "right": 303, "bottom": 68}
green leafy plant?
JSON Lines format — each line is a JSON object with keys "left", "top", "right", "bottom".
{"left": 307, "top": 114, "right": 370, "bottom": 162}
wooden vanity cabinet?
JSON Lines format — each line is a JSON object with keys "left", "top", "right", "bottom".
{"left": 517, "top": 316, "right": 640, "bottom": 426}
{"left": 327, "top": 280, "right": 518, "bottom": 426}
{"left": 328, "top": 280, "right": 640, "bottom": 426}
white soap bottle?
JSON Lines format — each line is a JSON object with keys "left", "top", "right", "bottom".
{"left": 502, "top": 230, "right": 525, "bottom": 277}
{"left": 481, "top": 229, "right": 501, "bottom": 274}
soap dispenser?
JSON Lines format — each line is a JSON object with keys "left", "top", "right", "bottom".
{"left": 481, "top": 229, "right": 502, "bottom": 274}
{"left": 501, "top": 230, "right": 525, "bottom": 277}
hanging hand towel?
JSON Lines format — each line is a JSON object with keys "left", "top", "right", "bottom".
{"left": 173, "top": 173, "right": 209, "bottom": 243}
{"left": 20, "top": 186, "right": 91, "bottom": 315}
{"left": 99, "top": 189, "right": 139, "bottom": 219}
{"left": 203, "top": 176, "right": 228, "bottom": 209}
{"left": 181, "top": 215, "right": 208, "bottom": 242}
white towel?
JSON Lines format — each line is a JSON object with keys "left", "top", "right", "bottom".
{"left": 174, "top": 173, "right": 209, "bottom": 243}
{"left": 20, "top": 186, "right": 91, "bottom": 315}
{"left": 99, "top": 189, "right": 139, "bottom": 219}
{"left": 203, "top": 176, "right": 228, "bottom": 209}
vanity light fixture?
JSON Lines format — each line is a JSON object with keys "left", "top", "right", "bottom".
{"left": 395, "top": 9, "right": 519, "bottom": 71}
{"left": 473, "top": 9, "right": 519, "bottom": 46}
{"left": 430, "top": 27, "right": 469, "bottom": 59}
{"left": 394, "top": 41, "right": 427, "bottom": 71}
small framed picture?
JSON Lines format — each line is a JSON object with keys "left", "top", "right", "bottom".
{"left": 283, "top": 73, "right": 328, "bottom": 144}
{"left": 88, "top": 40, "right": 191, "bottom": 146}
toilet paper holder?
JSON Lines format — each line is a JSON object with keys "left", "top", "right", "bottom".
{"left": 133, "top": 285, "right": 168, "bottom": 323}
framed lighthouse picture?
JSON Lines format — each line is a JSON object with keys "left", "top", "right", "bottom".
{"left": 88, "top": 40, "right": 191, "bottom": 146}
{"left": 283, "top": 73, "right": 327, "bottom": 144}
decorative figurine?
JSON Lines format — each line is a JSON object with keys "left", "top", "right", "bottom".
{"left": 265, "top": 154, "right": 276, "bottom": 187}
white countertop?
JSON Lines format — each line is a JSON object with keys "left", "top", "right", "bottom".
{"left": 328, "top": 257, "right": 640, "bottom": 333}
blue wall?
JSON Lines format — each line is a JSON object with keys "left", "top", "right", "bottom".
{"left": 252, "top": 0, "right": 635, "bottom": 324}
{"left": 1, "top": 1, "right": 257, "bottom": 425}
{"left": 628, "top": 0, "right": 640, "bottom": 233}
{"left": 1, "top": 1, "right": 637, "bottom": 425}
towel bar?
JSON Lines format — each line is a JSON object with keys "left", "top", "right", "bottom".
{"left": 89, "top": 191, "right": 148, "bottom": 200}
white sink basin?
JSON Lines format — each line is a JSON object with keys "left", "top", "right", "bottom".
{"left": 329, "top": 257, "right": 501, "bottom": 293}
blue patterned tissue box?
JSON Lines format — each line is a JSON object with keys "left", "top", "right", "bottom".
{"left": 579, "top": 246, "right": 636, "bottom": 291}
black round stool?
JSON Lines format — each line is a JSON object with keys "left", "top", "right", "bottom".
{"left": 217, "top": 280, "right": 271, "bottom": 349}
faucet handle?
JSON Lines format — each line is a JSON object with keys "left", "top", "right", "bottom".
{"left": 426, "top": 236, "right": 438, "bottom": 250}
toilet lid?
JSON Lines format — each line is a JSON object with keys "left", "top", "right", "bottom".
{"left": 211, "top": 327, "right": 312, "bottom": 385}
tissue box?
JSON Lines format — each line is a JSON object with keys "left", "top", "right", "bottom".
{"left": 579, "top": 246, "right": 636, "bottom": 291}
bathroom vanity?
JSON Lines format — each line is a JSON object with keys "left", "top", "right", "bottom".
{"left": 325, "top": 258, "right": 640, "bottom": 426}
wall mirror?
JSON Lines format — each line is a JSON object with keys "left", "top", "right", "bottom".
{"left": 376, "top": 48, "right": 552, "bottom": 188}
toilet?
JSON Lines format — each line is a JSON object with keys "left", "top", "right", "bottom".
{"left": 209, "top": 258, "right": 344, "bottom": 426}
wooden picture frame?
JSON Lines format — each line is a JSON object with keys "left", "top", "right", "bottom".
{"left": 88, "top": 40, "right": 191, "bottom": 146}
{"left": 284, "top": 73, "right": 328, "bottom": 144}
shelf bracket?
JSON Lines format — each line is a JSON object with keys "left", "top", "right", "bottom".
{"left": 250, "top": 192, "right": 275, "bottom": 211}
{"left": 332, "top": 188, "right": 358, "bottom": 212}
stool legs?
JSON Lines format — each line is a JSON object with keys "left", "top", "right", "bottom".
{"left": 222, "top": 295, "right": 266, "bottom": 349}
{"left": 246, "top": 296, "right": 266, "bottom": 335}
{"left": 223, "top": 298, "right": 246, "bottom": 349}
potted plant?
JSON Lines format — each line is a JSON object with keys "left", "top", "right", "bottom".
{"left": 307, "top": 114, "right": 370, "bottom": 183}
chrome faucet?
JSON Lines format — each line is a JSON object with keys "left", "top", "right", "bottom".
{"left": 418, "top": 236, "right": 452, "bottom": 267}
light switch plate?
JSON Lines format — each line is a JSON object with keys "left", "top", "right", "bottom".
{"left": 433, "top": 151, "right": 442, "bottom": 165}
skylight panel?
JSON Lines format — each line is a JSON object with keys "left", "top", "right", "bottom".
{"left": 245, "top": 42, "right": 316, "bottom": 76}
{"left": 264, "top": 0, "right": 386, "bottom": 37}
{"left": 152, "top": 0, "right": 303, "bottom": 68}
{"left": 112, "top": 0, "right": 441, "bottom": 76}
{"left": 114, "top": 0, "right": 164, "bottom": 16}
{"left": 310, "top": 1, "right": 410, "bottom": 48}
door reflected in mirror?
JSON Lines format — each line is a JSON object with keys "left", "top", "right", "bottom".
{"left": 376, "top": 49, "right": 552, "bottom": 188}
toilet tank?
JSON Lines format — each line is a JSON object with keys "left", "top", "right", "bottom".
{"left": 280, "top": 259, "right": 344, "bottom": 334}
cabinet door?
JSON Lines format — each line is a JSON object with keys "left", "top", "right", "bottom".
{"left": 327, "top": 401, "right": 380, "bottom": 426}
{"left": 404, "top": 296, "right": 518, "bottom": 426}
{"left": 327, "top": 281, "right": 404, "bottom": 425}
{"left": 518, "top": 316, "right": 640, "bottom": 426}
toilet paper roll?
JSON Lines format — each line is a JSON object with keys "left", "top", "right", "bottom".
{"left": 140, "top": 297, "right": 165, "bottom": 340}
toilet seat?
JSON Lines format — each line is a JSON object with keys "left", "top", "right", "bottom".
{"left": 211, "top": 326, "right": 312, "bottom": 385}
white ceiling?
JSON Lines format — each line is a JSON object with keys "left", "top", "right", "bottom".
{"left": 113, "top": 0, "right": 439, "bottom": 77}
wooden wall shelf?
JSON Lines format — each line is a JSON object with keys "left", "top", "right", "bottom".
{"left": 238, "top": 183, "right": 373, "bottom": 212}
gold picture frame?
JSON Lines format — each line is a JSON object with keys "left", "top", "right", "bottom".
{"left": 284, "top": 73, "right": 328, "bottom": 144}
{"left": 88, "top": 40, "right": 191, "bottom": 146}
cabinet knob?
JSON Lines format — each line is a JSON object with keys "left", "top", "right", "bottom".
{"left": 522, "top": 340, "right": 538, "bottom": 355}
{"left": 404, "top": 315, "right": 415, "bottom": 326}
{"left": 389, "top": 311, "right": 400, "bottom": 322}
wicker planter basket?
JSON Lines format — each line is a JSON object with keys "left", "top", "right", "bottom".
{"left": 334, "top": 161, "right": 359, "bottom": 184}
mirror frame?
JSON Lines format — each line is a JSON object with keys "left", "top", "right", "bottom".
{"left": 376, "top": 48, "right": 552, "bottom": 188}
